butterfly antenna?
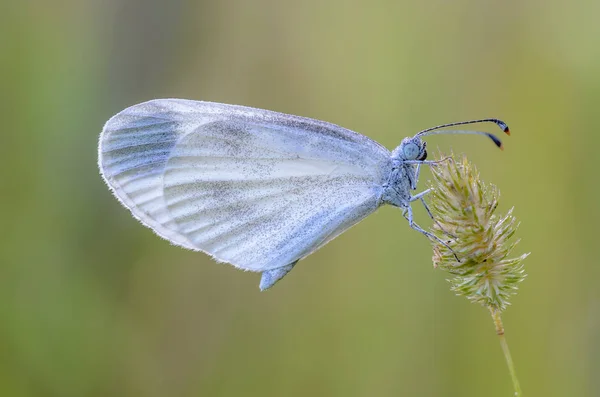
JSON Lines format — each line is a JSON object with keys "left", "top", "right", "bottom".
{"left": 416, "top": 119, "right": 510, "bottom": 150}
{"left": 416, "top": 118, "right": 510, "bottom": 136}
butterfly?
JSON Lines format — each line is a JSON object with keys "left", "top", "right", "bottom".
{"left": 98, "top": 99, "right": 508, "bottom": 290}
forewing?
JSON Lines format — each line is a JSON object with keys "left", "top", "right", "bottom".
{"left": 99, "top": 99, "right": 391, "bottom": 270}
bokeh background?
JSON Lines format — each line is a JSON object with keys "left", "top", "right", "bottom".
{"left": 3, "top": 1, "right": 599, "bottom": 396}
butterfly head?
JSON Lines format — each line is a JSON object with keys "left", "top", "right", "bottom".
{"left": 393, "top": 137, "right": 427, "bottom": 161}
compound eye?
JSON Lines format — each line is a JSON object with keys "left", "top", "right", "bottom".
{"left": 403, "top": 143, "right": 420, "bottom": 159}
{"left": 418, "top": 149, "right": 427, "bottom": 161}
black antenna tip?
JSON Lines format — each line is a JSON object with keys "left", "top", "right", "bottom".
{"left": 487, "top": 133, "right": 503, "bottom": 149}
{"left": 494, "top": 119, "right": 510, "bottom": 135}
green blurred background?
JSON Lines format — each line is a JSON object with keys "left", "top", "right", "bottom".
{"left": 2, "top": 1, "right": 599, "bottom": 396}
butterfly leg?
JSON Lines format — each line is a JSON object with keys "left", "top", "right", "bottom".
{"left": 409, "top": 156, "right": 452, "bottom": 189}
{"left": 403, "top": 156, "right": 453, "bottom": 166}
{"left": 259, "top": 260, "right": 298, "bottom": 291}
{"left": 409, "top": 188, "right": 431, "bottom": 202}
{"left": 409, "top": 189, "right": 457, "bottom": 239}
{"left": 405, "top": 205, "right": 459, "bottom": 261}
{"left": 409, "top": 163, "right": 421, "bottom": 190}
{"left": 419, "top": 197, "right": 458, "bottom": 239}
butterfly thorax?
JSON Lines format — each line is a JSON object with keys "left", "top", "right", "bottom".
{"left": 381, "top": 161, "right": 415, "bottom": 209}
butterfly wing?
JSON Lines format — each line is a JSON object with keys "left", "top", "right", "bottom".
{"left": 99, "top": 99, "right": 391, "bottom": 271}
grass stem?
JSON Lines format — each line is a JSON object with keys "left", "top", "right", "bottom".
{"left": 490, "top": 307, "right": 522, "bottom": 397}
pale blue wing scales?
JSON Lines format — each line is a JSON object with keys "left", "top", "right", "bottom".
{"left": 99, "top": 103, "right": 198, "bottom": 250}
{"left": 99, "top": 99, "right": 392, "bottom": 271}
{"left": 162, "top": 121, "right": 387, "bottom": 271}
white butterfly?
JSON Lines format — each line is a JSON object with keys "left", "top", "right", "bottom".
{"left": 98, "top": 99, "right": 509, "bottom": 290}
